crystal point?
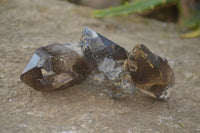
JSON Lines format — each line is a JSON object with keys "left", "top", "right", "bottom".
{"left": 126, "top": 44, "right": 175, "bottom": 100}
{"left": 81, "top": 27, "right": 128, "bottom": 61}
{"left": 81, "top": 27, "right": 135, "bottom": 98}
{"left": 21, "top": 43, "right": 90, "bottom": 91}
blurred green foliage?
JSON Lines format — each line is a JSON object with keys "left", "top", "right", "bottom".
{"left": 93, "top": 0, "right": 174, "bottom": 17}
{"left": 181, "top": 13, "right": 200, "bottom": 38}
{"left": 93, "top": 0, "right": 200, "bottom": 38}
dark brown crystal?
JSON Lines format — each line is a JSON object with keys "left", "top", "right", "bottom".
{"left": 81, "top": 27, "right": 135, "bottom": 98}
{"left": 126, "top": 44, "right": 175, "bottom": 100}
{"left": 20, "top": 43, "right": 90, "bottom": 91}
{"left": 81, "top": 27, "right": 128, "bottom": 63}
{"left": 20, "top": 28, "right": 175, "bottom": 100}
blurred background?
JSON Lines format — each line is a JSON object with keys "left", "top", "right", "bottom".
{"left": 68, "top": 0, "right": 200, "bottom": 38}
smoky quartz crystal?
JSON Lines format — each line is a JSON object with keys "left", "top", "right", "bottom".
{"left": 126, "top": 44, "right": 175, "bottom": 100}
{"left": 21, "top": 27, "right": 175, "bottom": 100}
{"left": 81, "top": 27, "right": 135, "bottom": 98}
{"left": 20, "top": 43, "right": 90, "bottom": 91}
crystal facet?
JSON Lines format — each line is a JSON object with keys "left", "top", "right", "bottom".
{"left": 126, "top": 44, "right": 175, "bottom": 100}
{"left": 20, "top": 43, "right": 90, "bottom": 91}
{"left": 81, "top": 27, "right": 128, "bottom": 61}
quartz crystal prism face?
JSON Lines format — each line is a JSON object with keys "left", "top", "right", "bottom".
{"left": 81, "top": 27, "right": 135, "bottom": 98}
{"left": 20, "top": 43, "right": 90, "bottom": 91}
{"left": 126, "top": 44, "right": 175, "bottom": 100}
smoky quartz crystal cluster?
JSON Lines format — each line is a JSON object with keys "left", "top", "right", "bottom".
{"left": 20, "top": 27, "right": 175, "bottom": 100}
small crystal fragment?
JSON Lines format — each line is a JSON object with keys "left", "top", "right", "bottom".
{"left": 98, "top": 58, "right": 115, "bottom": 74}
{"left": 20, "top": 43, "right": 90, "bottom": 91}
{"left": 126, "top": 44, "right": 175, "bottom": 100}
{"left": 89, "top": 58, "right": 136, "bottom": 98}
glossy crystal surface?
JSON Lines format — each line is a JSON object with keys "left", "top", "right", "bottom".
{"left": 81, "top": 27, "right": 135, "bottom": 98}
{"left": 81, "top": 27, "right": 128, "bottom": 61}
{"left": 126, "top": 44, "right": 175, "bottom": 100}
{"left": 20, "top": 43, "right": 89, "bottom": 91}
